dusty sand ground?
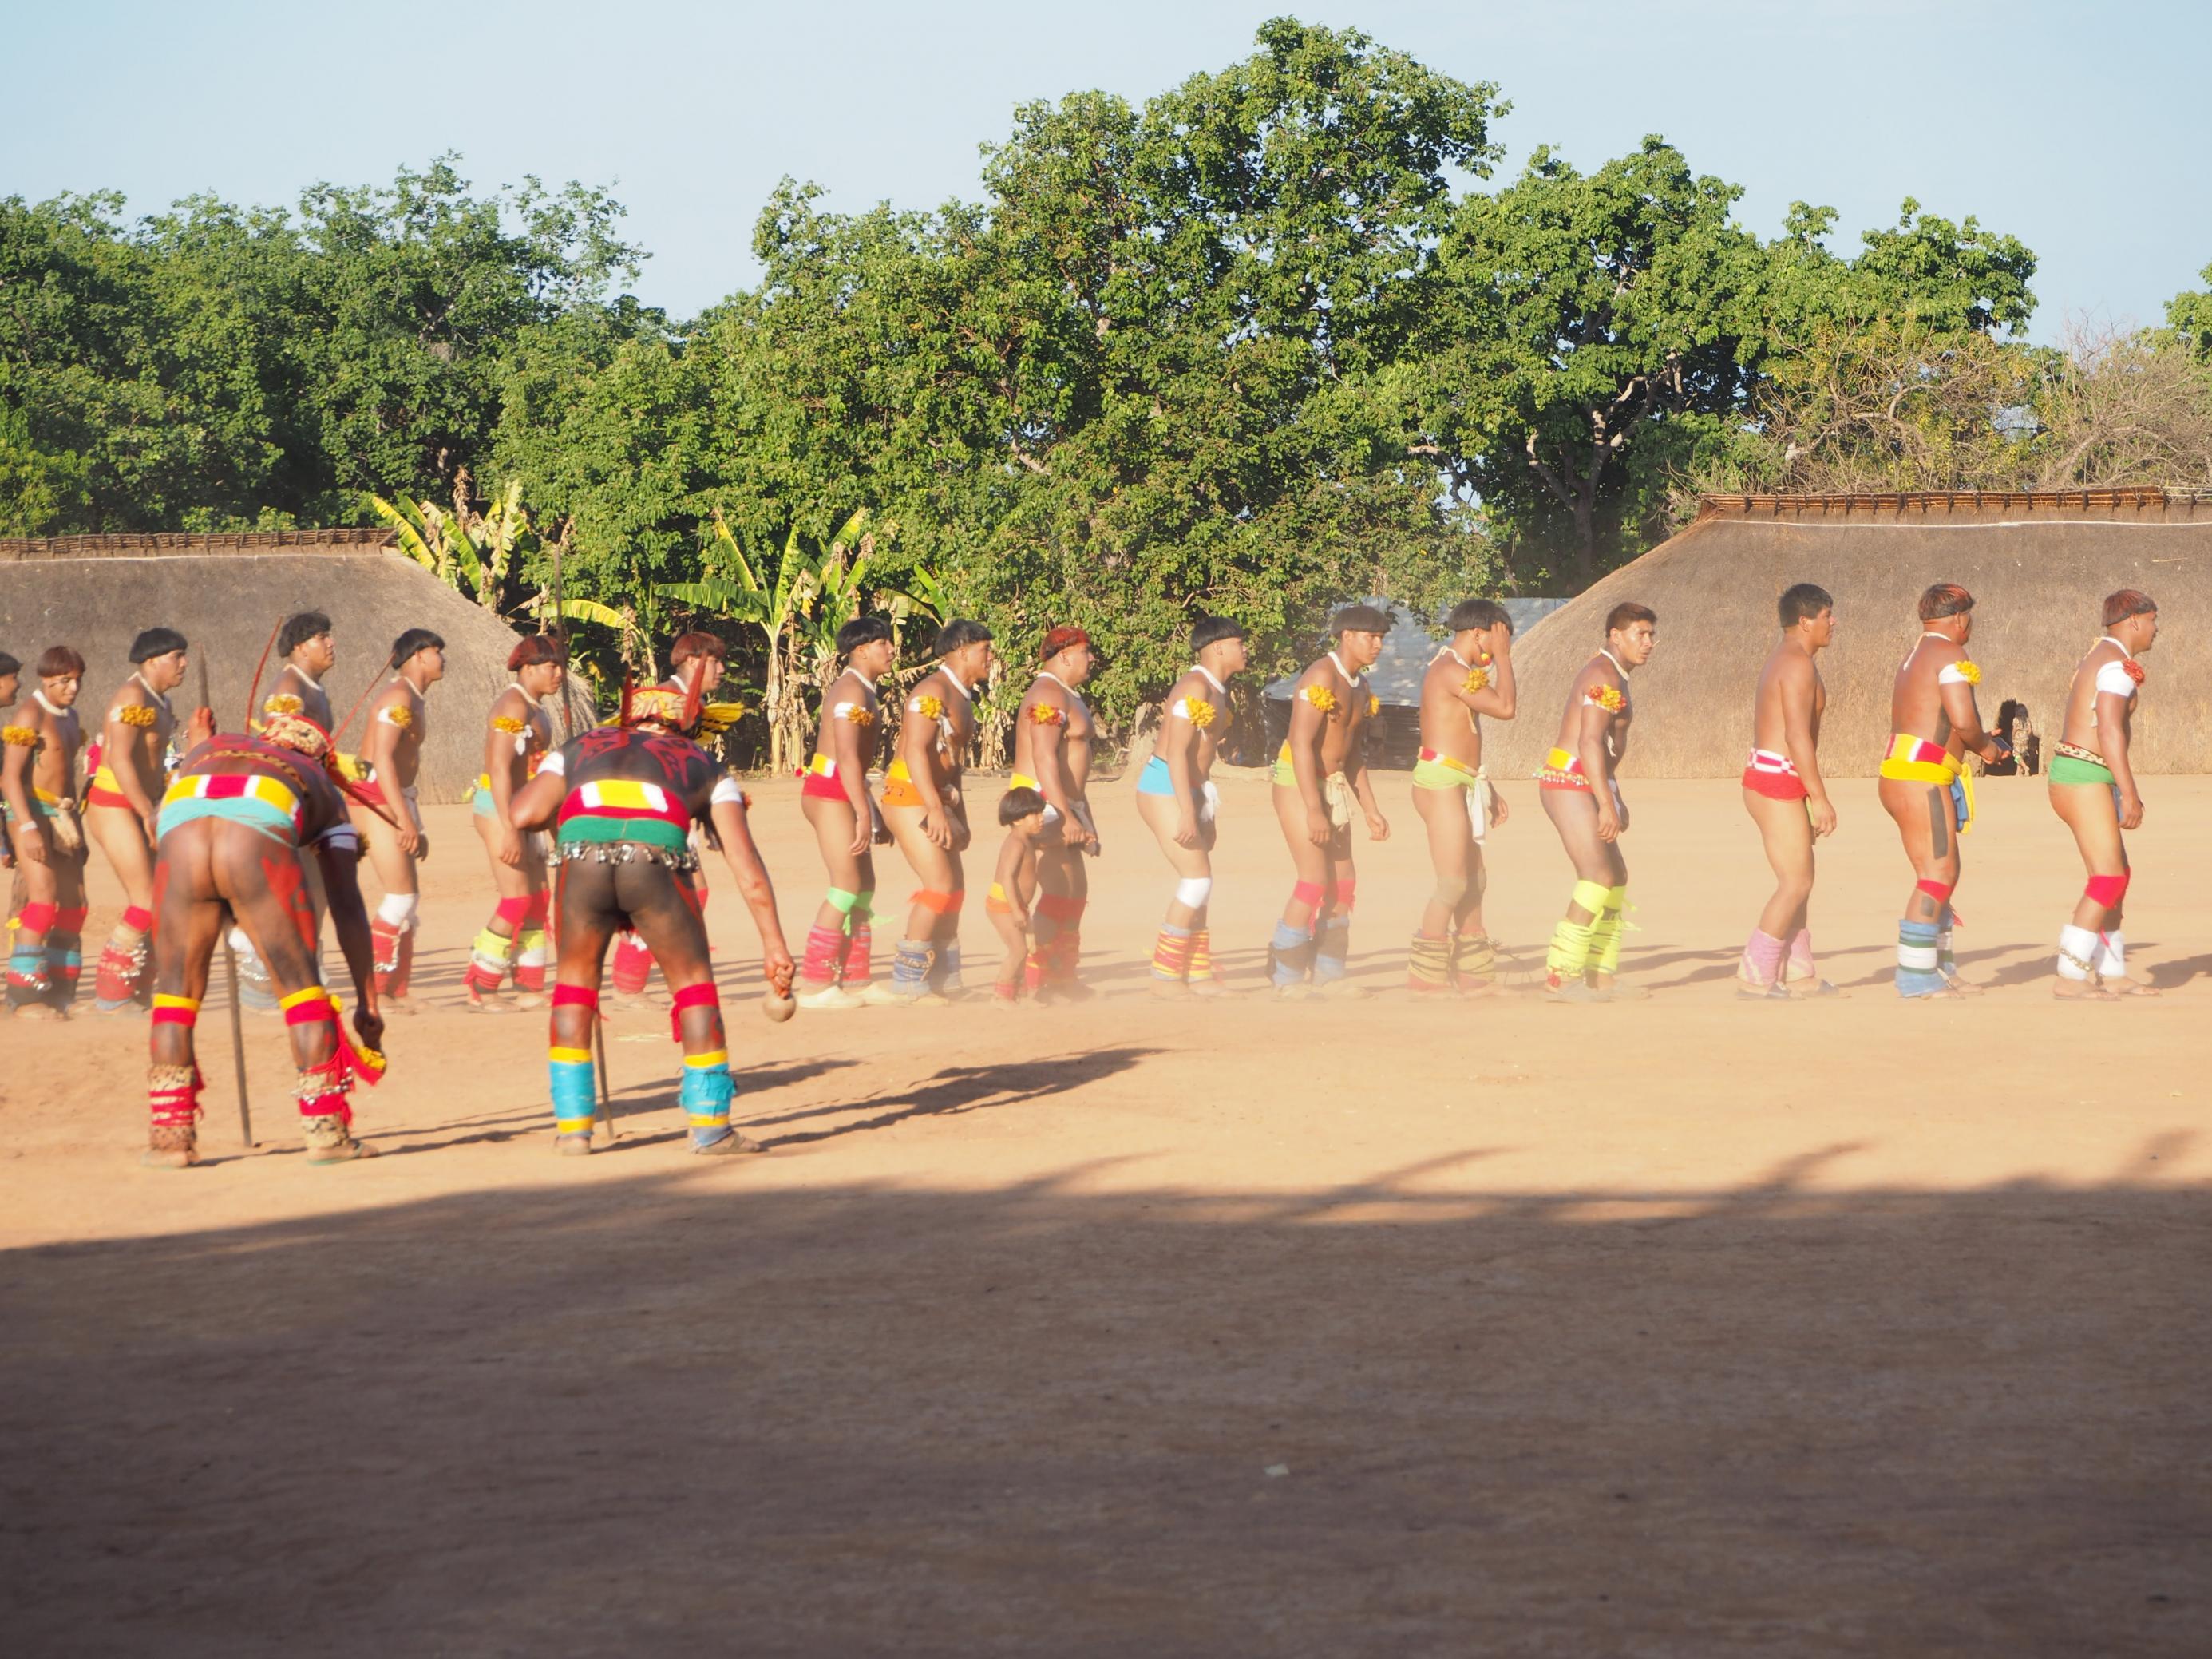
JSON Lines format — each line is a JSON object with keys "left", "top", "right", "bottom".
{"left": 3, "top": 770, "right": 2208, "bottom": 1656}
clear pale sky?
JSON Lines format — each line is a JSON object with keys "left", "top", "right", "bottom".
{"left": 6, "top": 1, "right": 2206, "bottom": 340}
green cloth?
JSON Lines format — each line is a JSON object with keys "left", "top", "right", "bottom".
{"left": 2048, "top": 753, "right": 2115, "bottom": 786}
{"left": 556, "top": 814, "right": 691, "bottom": 853}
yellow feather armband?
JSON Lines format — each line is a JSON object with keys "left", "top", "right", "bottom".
{"left": 1185, "top": 698, "right": 1217, "bottom": 730}
{"left": 912, "top": 695, "right": 944, "bottom": 722}
{"left": 263, "top": 694, "right": 303, "bottom": 717}
{"left": 842, "top": 704, "right": 876, "bottom": 727}
{"left": 490, "top": 715, "right": 528, "bottom": 735}
{"left": 379, "top": 704, "right": 414, "bottom": 729}
{"left": 1300, "top": 685, "right": 1338, "bottom": 715}
{"left": 1, "top": 725, "right": 37, "bottom": 748}
{"left": 1367, "top": 693, "right": 1381, "bottom": 718}
{"left": 1954, "top": 660, "right": 1982, "bottom": 685}
{"left": 1585, "top": 684, "right": 1626, "bottom": 713}
{"left": 1461, "top": 668, "right": 1490, "bottom": 695}
{"left": 117, "top": 703, "right": 159, "bottom": 729}
{"left": 1028, "top": 703, "right": 1065, "bottom": 727}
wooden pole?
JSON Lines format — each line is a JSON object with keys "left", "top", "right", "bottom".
{"left": 198, "top": 656, "right": 253, "bottom": 1147}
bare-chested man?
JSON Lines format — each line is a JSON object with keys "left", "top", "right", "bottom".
{"left": 880, "top": 619, "right": 997, "bottom": 1002}
{"left": 1877, "top": 584, "right": 2008, "bottom": 999}
{"left": 1408, "top": 600, "right": 1517, "bottom": 997}
{"left": 1011, "top": 626, "right": 1101, "bottom": 1000}
{"left": 464, "top": 634, "right": 566, "bottom": 1012}
{"left": 1738, "top": 584, "right": 1841, "bottom": 1000}
{"left": 1268, "top": 605, "right": 1390, "bottom": 998}
{"left": 1136, "top": 616, "right": 1249, "bottom": 997}
{"left": 2, "top": 647, "right": 88, "bottom": 1016}
{"left": 1538, "top": 602, "right": 1656, "bottom": 1002}
{"left": 2047, "top": 589, "right": 2159, "bottom": 1000}
{"left": 350, "top": 628, "right": 445, "bottom": 1008}
{"left": 83, "top": 628, "right": 191, "bottom": 1012}
{"left": 794, "top": 618, "right": 897, "bottom": 1009}
{"left": 144, "top": 704, "right": 385, "bottom": 1166}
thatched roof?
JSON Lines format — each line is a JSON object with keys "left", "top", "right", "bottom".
{"left": 1481, "top": 490, "right": 2212, "bottom": 779}
{"left": 0, "top": 533, "right": 596, "bottom": 802}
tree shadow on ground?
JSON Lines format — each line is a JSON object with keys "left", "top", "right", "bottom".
{"left": 4, "top": 1150, "right": 2207, "bottom": 1657}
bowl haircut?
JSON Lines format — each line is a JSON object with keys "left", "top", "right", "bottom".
{"left": 2102, "top": 588, "right": 2156, "bottom": 628}
{"left": 279, "top": 611, "right": 332, "bottom": 656}
{"left": 836, "top": 616, "right": 895, "bottom": 659}
{"left": 1605, "top": 601, "right": 1657, "bottom": 636}
{"left": 129, "top": 627, "right": 188, "bottom": 663}
{"left": 1445, "top": 599, "right": 1512, "bottom": 635}
{"left": 1190, "top": 614, "right": 1246, "bottom": 654}
{"left": 507, "top": 634, "right": 566, "bottom": 672}
{"left": 1918, "top": 584, "right": 1974, "bottom": 622}
{"left": 390, "top": 628, "right": 446, "bottom": 670}
{"left": 38, "top": 645, "right": 86, "bottom": 678}
{"left": 998, "top": 786, "right": 1047, "bottom": 826}
{"left": 933, "top": 619, "right": 994, "bottom": 656}
{"left": 1778, "top": 584, "right": 1834, "bottom": 628}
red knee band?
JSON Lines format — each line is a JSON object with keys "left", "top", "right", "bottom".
{"left": 521, "top": 892, "right": 551, "bottom": 926}
{"left": 18, "top": 901, "right": 57, "bottom": 935}
{"left": 1291, "top": 881, "right": 1324, "bottom": 909}
{"left": 1036, "top": 894, "right": 1085, "bottom": 923}
{"left": 1333, "top": 880, "right": 1356, "bottom": 911}
{"left": 283, "top": 993, "right": 336, "bottom": 1027}
{"left": 912, "top": 889, "right": 959, "bottom": 915}
{"left": 1914, "top": 879, "right": 1953, "bottom": 905}
{"left": 2085, "top": 872, "right": 2130, "bottom": 909}
{"left": 54, "top": 906, "right": 88, "bottom": 932}
{"left": 671, "top": 982, "right": 719, "bottom": 1013}
{"left": 493, "top": 895, "right": 532, "bottom": 928}
{"left": 121, "top": 905, "right": 154, "bottom": 934}
{"left": 552, "top": 983, "right": 599, "bottom": 1010}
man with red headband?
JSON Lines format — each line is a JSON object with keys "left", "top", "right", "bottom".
{"left": 1877, "top": 583, "right": 2008, "bottom": 998}
{"left": 3, "top": 646, "right": 89, "bottom": 1016}
{"left": 464, "top": 635, "right": 567, "bottom": 1011}
{"left": 1736, "top": 584, "right": 1841, "bottom": 998}
{"left": 509, "top": 655, "right": 795, "bottom": 1157}
{"left": 83, "top": 628, "right": 192, "bottom": 1012}
{"left": 142, "top": 703, "right": 386, "bottom": 1166}
{"left": 1007, "top": 625, "right": 1100, "bottom": 999}
{"left": 2046, "top": 589, "right": 2159, "bottom": 998}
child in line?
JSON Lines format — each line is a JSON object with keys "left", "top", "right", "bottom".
{"left": 987, "top": 787, "right": 1047, "bottom": 1004}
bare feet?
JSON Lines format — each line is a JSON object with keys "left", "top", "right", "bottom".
{"left": 2052, "top": 977, "right": 2118, "bottom": 1001}
{"left": 2103, "top": 975, "right": 2160, "bottom": 997}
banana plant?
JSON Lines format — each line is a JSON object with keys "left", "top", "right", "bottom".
{"left": 369, "top": 471, "right": 528, "bottom": 614}
{"left": 658, "top": 506, "right": 888, "bottom": 774}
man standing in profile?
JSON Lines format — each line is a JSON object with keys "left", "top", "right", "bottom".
{"left": 1738, "top": 584, "right": 1841, "bottom": 998}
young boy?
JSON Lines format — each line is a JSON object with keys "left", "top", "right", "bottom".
{"left": 987, "top": 787, "right": 1048, "bottom": 1004}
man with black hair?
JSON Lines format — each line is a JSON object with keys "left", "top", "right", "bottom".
{"left": 882, "top": 619, "right": 997, "bottom": 1000}
{"left": 1010, "top": 626, "right": 1101, "bottom": 1000}
{"left": 1408, "top": 600, "right": 1517, "bottom": 996}
{"left": 1737, "top": 584, "right": 1840, "bottom": 999}
{"left": 2, "top": 647, "right": 89, "bottom": 1016}
{"left": 267, "top": 612, "right": 337, "bottom": 735}
{"left": 986, "top": 786, "right": 1049, "bottom": 1004}
{"left": 1877, "top": 584, "right": 2008, "bottom": 998}
{"left": 350, "top": 628, "right": 445, "bottom": 1007}
{"left": 464, "top": 635, "right": 567, "bottom": 1012}
{"left": 1268, "top": 604, "right": 1390, "bottom": 998}
{"left": 85, "top": 627, "right": 191, "bottom": 1010}
{"left": 796, "top": 617, "right": 897, "bottom": 1008}
{"left": 1135, "top": 615, "right": 1248, "bottom": 996}
{"left": 1538, "top": 602, "right": 1656, "bottom": 1002}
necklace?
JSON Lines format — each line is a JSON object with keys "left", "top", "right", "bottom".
{"left": 2096, "top": 634, "right": 2138, "bottom": 663}
{"left": 33, "top": 689, "right": 69, "bottom": 716}
{"left": 1039, "top": 671, "right": 1086, "bottom": 707}
{"left": 1327, "top": 650, "right": 1364, "bottom": 686}
{"left": 1599, "top": 648, "right": 1629, "bottom": 679}
{"left": 131, "top": 671, "right": 174, "bottom": 714}
{"left": 1192, "top": 664, "right": 1226, "bottom": 695}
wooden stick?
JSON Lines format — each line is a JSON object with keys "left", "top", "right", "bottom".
{"left": 199, "top": 655, "right": 253, "bottom": 1147}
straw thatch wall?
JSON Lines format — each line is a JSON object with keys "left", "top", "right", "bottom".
{"left": 1482, "top": 490, "right": 2212, "bottom": 779}
{"left": 0, "top": 534, "right": 596, "bottom": 802}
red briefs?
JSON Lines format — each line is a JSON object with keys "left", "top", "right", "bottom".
{"left": 1741, "top": 748, "right": 1808, "bottom": 801}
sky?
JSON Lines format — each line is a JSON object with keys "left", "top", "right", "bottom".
{"left": 6, "top": 1, "right": 2207, "bottom": 342}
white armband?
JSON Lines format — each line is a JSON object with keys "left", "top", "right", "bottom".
{"left": 538, "top": 750, "right": 566, "bottom": 777}
{"left": 1937, "top": 661, "right": 1978, "bottom": 687}
{"left": 710, "top": 776, "right": 747, "bottom": 807}
{"left": 2094, "top": 661, "right": 2137, "bottom": 699}
{"left": 1169, "top": 696, "right": 1193, "bottom": 721}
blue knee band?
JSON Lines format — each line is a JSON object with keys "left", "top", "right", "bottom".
{"left": 549, "top": 1058, "right": 597, "bottom": 1133}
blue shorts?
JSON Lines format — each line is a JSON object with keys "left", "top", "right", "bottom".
{"left": 1137, "top": 755, "right": 1174, "bottom": 798}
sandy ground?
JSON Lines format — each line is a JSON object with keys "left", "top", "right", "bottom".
{"left": 3, "top": 769, "right": 2208, "bottom": 1657}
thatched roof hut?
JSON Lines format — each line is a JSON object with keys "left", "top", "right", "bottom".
{"left": 1481, "top": 490, "right": 2212, "bottom": 779}
{"left": 0, "top": 530, "right": 596, "bottom": 801}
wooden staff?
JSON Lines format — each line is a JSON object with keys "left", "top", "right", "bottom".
{"left": 198, "top": 655, "right": 254, "bottom": 1147}
{"left": 549, "top": 532, "right": 615, "bottom": 1145}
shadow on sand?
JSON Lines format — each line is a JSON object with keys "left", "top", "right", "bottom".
{"left": 3, "top": 1144, "right": 2206, "bottom": 1655}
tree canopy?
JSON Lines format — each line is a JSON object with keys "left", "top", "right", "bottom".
{"left": 4, "top": 18, "right": 2206, "bottom": 738}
